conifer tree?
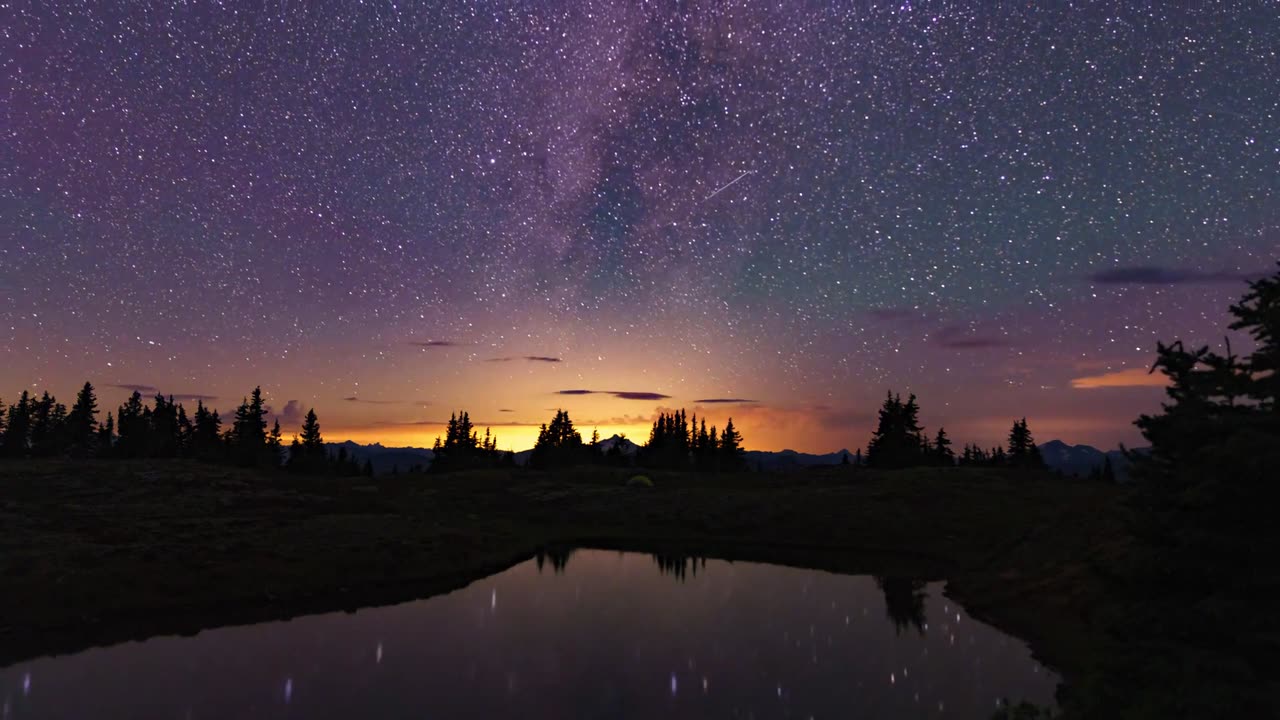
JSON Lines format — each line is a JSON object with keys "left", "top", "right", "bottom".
{"left": 3, "top": 391, "right": 32, "bottom": 457}
{"left": 28, "top": 392, "right": 58, "bottom": 457}
{"left": 65, "top": 382, "right": 99, "bottom": 457}
{"left": 529, "top": 409, "right": 585, "bottom": 469}
{"left": 98, "top": 411, "right": 115, "bottom": 456}
{"left": 116, "top": 391, "right": 147, "bottom": 458}
{"left": 300, "top": 409, "right": 322, "bottom": 445}
{"left": 719, "top": 417, "right": 745, "bottom": 471}
{"left": 191, "top": 400, "right": 223, "bottom": 461}
{"left": 933, "top": 427, "right": 954, "bottom": 466}
{"left": 175, "top": 403, "right": 192, "bottom": 455}
{"left": 867, "top": 392, "right": 927, "bottom": 468}
{"left": 1101, "top": 455, "right": 1116, "bottom": 484}
{"left": 266, "top": 420, "right": 283, "bottom": 466}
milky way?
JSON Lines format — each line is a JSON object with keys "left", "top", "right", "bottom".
{"left": 3, "top": 2, "right": 1277, "bottom": 450}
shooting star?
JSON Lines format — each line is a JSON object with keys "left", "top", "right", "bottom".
{"left": 703, "top": 170, "right": 755, "bottom": 201}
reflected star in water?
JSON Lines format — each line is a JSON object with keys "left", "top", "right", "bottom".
{"left": 283, "top": 677, "right": 293, "bottom": 703}
{"left": 669, "top": 672, "right": 677, "bottom": 696}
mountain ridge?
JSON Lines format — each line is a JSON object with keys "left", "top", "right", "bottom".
{"left": 326, "top": 436, "right": 1142, "bottom": 477}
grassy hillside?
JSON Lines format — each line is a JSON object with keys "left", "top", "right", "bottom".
{"left": 0, "top": 459, "right": 1271, "bottom": 717}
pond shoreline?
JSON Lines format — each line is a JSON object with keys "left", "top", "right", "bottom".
{"left": 0, "top": 459, "right": 1160, "bottom": 715}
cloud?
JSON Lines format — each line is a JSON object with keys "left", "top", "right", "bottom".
{"left": 555, "top": 389, "right": 672, "bottom": 401}
{"left": 108, "top": 383, "right": 159, "bottom": 394}
{"left": 409, "top": 340, "right": 467, "bottom": 348}
{"left": 934, "top": 325, "right": 1010, "bottom": 350}
{"left": 938, "top": 336, "right": 1009, "bottom": 349}
{"left": 611, "top": 391, "right": 671, "bottom": 401}
{"left": 693, "top": 398, "right": 758, "bottom": 404}
{"left": 276, "top": 400, "right": 304, "bottom": 425}
{"left": 498, "top": 408, "right": 515, "bottom": 412}
{"left": 169, "top": 393, "right": 219, "bottom": 403}
{"left": 342, "top": 396, "right": 399, "bottom": 404}
{"left": 486, "top": 355, "right": 562, "bottom": 363}
{"left": 1071, "top": 367, "right": 1169, "bottom": 389}
{"left": 1088, "top": 266, "right": 1247, "bottom": 285}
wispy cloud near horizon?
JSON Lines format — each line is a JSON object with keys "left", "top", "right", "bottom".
{"left": 409, "top": 340, "right": 468, "bottom": 348}
{"left": 1071, "top": 367, "right": 1168, "bottom": 389}
{"left": 556, "top": 389, "right": 672, "bottom": 401}
{"left": 1088, "top": 266, "right": 1249, "bottom": 285}
{"left": 486, "top": 355, "right": 562, "bottom": 363}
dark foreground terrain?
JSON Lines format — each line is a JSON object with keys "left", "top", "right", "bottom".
{"left": 0, "top": 460, "right": 1272, "bottom": 718}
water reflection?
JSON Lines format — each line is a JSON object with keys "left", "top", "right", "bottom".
{"left": 650, "top": 553, "right": 707, "bottom": 581}
{"left": 533, "top": 546, "right": 575, "bottom": 574}
{"left": 0, "top": 550, "right": 1056, "bottom": 719}
{"left": 876, "top": 576, "right": 929, "bottom": 636}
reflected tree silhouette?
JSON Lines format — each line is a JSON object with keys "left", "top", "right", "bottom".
{"left": 534, "top": 547, "right": 576, "bottom": 574}
{"left": 874, "top": 576, "right": 928, "bottom": 635}
{"left": 651, "top": 553, "right": 708, "bottom": 582}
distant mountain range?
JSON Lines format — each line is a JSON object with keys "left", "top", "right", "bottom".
{"left": 1035, "top": 439, "right": 1145, "bottom": 479}
{"left": 325, "top": 441, "right": 433, "bottom": 475}
{"left": 328, "top": 436, "right": 1143, "bottom": 479}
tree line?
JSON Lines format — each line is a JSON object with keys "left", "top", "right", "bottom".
{"left": 854, "top": 391, "right": 1046, "bottom": 471}
{"left": 0, "top": 385, "right": 371, "bottom": 476}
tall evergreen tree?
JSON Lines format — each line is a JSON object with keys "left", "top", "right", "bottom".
{"left": 97, "top": 411, "right": 115, "bottom": 456}
{"left": 933, "top": 427, "right": 954, "bottom": 466}
{"left": 431, "top": 410, "right": 499, "bottom": 472}
{"left": 65, "top": 382, "right": 99, "bottom": 457}
{"left": 2, "top": 391, "right": 32, "bottom": 457}
{"left": 867, "top": 392, "right": 927, "bottom": 469}
{"left": 529, "top": 409, "right": 585, "bottom": 469}
{"left": 116, "top": 391, "right": 147, "bottom": 458}
{"left": 719, "top": 417, "right": 745, "bottom": 471}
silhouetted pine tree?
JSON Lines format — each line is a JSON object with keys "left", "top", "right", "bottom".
{"left": 431, "top": 410, "right": 500, "bottom": 472}
{"left": 2, "top": 391, "right": 31, "bottom": 457}
{"left": 28, "top": 392, "right": 63, "bottom": 457}
{"left": 1006, "top": 418, "right": 1046, "bottom": 469}
{"left": 638, "top": 409, "right": 697, "bottom": 469}
{"left": 866, "top": 392, "right": 926, "bottom": 468}
{"left": 191, "top": 400, "right": 223, "bottom": 461}
{"left": 97, "top": 412, "right": 115, "bottom": 455}
{"left": 230, "top": 387, "right": 270, "bottom": 466}
{"left": 719, "top": 417, "right": 745, "bottom": 471}
{"left": 150, "top": 395, "right": 180, "bottom": 458}
{"left": 266, "top": 420, "right": 283, "bottom": 467}
{"left": 529, "top": 409, "right": 586, "bottom": 469}
{"left": 65, "top": 382, "right": 99, "bottom": 458}
{"left": 116, "top": 391, "right": 147, "bottom": 459}
{"left": 932, "top": 427, "right": 954, "bottom": 466}
{"left": 175, "top": 403, "right": 192, "bottom": 455}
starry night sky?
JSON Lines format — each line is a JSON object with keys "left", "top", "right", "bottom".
{"left": 4, "top": 2, "right": 1277, "bottom": 452}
